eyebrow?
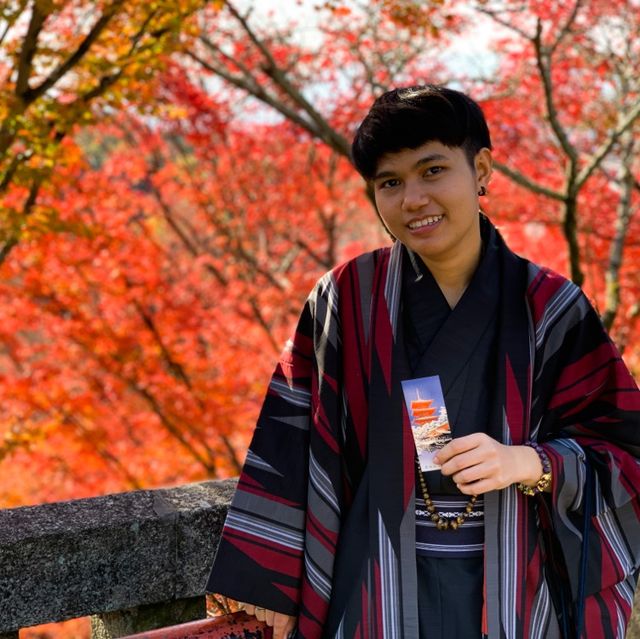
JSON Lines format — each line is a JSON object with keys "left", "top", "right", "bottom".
{"left": 374, "top": 153, "right": 449, "bottom": 181}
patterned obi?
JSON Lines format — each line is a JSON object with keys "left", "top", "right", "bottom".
{"left": 416, "top": 493, "right": 484, "bottom": 558}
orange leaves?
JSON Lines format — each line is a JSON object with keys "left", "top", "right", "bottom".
{"left": 319, "top": 2, "right": 352, "bottom": 17}
{"left": 0, "top": 0, "right": 207, "bottom": 256}
{"left": 0, "top": 98, "right": 376, "bottom": 506}
{"left": 2, "top": 0, "right": 639, "bottom": 513}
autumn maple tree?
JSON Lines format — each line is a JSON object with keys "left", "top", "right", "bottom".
{"left": 0, "top": 0, "right": 206, "bottom": 263}
{"left": 1, "top": 2, "right": 639, "bottom": 636}
{"left": 1, "top": 0, "right": 639, "bottom": 511}
{"left": 188, "top": 0, "right": 640, "bottom": 344}
{"left": 474, "top": 0, "right": 640, "bottom": 335}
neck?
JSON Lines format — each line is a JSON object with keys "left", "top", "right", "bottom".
{"left": 419, "top": 237, "right": 482, "bottom": 309}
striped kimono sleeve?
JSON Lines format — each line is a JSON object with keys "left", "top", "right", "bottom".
{"left": 528, "top": 268, "right": 640, "bottom": 637}
{"left": 207, "top": 295, "right": 316, "bottom": 615}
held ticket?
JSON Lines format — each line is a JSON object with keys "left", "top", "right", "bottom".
{"left": 401, "top": 375, "right": 452, "bottom": 472}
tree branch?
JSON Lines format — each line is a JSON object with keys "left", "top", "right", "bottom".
{"left": 23, "top": 3, "right": 122, "bottom": 104}
{"left": 0, "top": 1, "right": 29, "bottom": 48}
{"left": 532, "top": 19, "right": 579, "bottom": 166}
{"left": 548, "top": 0, "right": 583, "bottom": 55}
{"left": 492, "top": 159, "right": 566, "bottom": 200}
{"left": 14, "top": 1, "right": 48, "bottom": 98}
{"left": 0, "top": 175, "right": 42, "bottom": 266}
{"left": 247, "top": 296, "right": 282, "bottom": 356}
{"left": 211, "top": 1, "right": 352, "bottom": 157}
{"left": 601, "top": 136, "right": 636, "bottom": 329}
{"left": 69, "top": 333, "right": 218, "bottom": 475}
{"left": 575, "top": 100, "right": 640, "bottom": 191}
{"left": 132, "top": 299, "right": 193, "bottom": 390}
{"left": 188, "top": 48, "right": 327, "bottom": 145}
{"left": 64, "top": 413, "right": 143, "bottom": 490}
{"left": 475, "top": 6, "right": 533, "bottom": 40}
{"left": 294, "top": 236, "right": 333, "bottom": 269}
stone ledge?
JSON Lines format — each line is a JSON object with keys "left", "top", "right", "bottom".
{"left": 0, "top": 479, "right": 237, "bottom": 633}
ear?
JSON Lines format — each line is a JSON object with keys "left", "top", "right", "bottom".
{"left": 474, "top": 147, "right": 493, "bottom": 189}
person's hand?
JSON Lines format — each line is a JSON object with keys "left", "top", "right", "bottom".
{"left": 433, "top": 433, "right": 543, "bottom": 495}
{"left": 242, "top": 603, "right": 297, "bottom": 639}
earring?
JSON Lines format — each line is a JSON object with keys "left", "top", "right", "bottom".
{"left": 478, "top": 186, "right": 487, "bottom": 196}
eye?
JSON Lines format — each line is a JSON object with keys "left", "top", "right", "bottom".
{"left": 424, "top": 166, "right": 444, "bottom": 177}
{"left": 378, "top": 178, "right": 400, "bottom": 190}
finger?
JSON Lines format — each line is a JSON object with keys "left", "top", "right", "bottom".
{"left": 284, "top": 617, "right": 297, "bottom": 639}
{"left": 456, "top": 477, "right": 495, "bottom": 495}
{"left": 254, "top": 607, "right": 266, "bottom": 622}
{"left": 434, "top": 433, "right": 486, "bottom": 464}
{"left": 272, "top": 615, "right": 286, "bottom": 639}
{"left": 273, "top": 613, "right": 296, "bottom": 639}
{"left": 243, "top": 603, "right": 255, "bottom": 616}
{"left": 433, "top": 441, "right": 459, "bottom": 465}
{"left": 439, "top": 448, "right": 488, "bottom": 476}
{"left": 265, "top": 609, "right": 275, "bottom": 627}
{"left": 450, "top": 462, "right": 489, "bottom": 486}
{"left": 448, "top": 451, "right": 501, "bottom": 482}
{"left": 454, "top": 451, "right": 513, "bottom": 488}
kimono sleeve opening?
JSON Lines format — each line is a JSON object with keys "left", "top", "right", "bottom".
{"left": 206, "top": 299, "right": 316, "bottom": 616}
{"left": 533, "top": 292, "right": 640, "bottom": 616}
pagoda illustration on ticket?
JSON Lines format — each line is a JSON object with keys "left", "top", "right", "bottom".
{"left": 401, "top": 375, "right": 452, "bottom": 472}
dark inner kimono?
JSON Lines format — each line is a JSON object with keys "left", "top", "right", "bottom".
{"left": 401, "top": 221, "right": 499, "bottom": 638}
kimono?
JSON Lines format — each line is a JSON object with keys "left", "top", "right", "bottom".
{"left": 207, "top": 218, "right": 640, "bottom": 639}
{"left": 404, "top": 228, "right": 498, "bottom": 638}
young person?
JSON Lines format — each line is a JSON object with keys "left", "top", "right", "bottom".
{"left": 207, "top": 85, "right": 640, "bottom": 638}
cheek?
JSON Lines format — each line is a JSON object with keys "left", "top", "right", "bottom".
{"left": 377, "top": 210, "right": 397, "bottom": 230}
{"left": 443, "top": 185, "right": 479, "bottom": 213}
{"left": 375, "top": 196, "right": 399, "bottom": 219}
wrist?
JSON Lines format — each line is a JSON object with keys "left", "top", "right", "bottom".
{"left": 516, "top": 445, "right": 544, "bottom": 487}
{"left": 516, "top": 441, "right": 552, "bottom": 496}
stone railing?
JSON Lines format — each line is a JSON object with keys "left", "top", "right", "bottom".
{"left": 0, "top": 480, "right": 238, "bottom": 638}
{"left": 1, "top": 479, "right": 640, "bottom": 638}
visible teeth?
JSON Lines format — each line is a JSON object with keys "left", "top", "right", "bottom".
{"left": 409, "top": 215, "right": 443, "bottom": 229}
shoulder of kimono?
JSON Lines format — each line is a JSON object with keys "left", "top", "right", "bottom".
{"left": 525, "top": 261, "right": 588, "bottom": 328}
{"left": 308, "top": 246, "right": 392, "bottom": 298}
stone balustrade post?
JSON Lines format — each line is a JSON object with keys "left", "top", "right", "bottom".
{"left": 0, "top": 480, "right": 236, "bottom": 636}
{"left": 90, "top": 596, "right": 206, "bottom": 638}
{"left": 2, "top": 477, "right": 640, "bottom": 638}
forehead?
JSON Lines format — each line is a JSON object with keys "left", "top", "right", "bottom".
{"left": 375, "top": 141, "right": 464, "bottom": 176}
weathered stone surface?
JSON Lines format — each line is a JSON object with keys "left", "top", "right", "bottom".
{"left": 155, "top": 481, "right": 236, "bottom": 599}
{"left": 90, "top": 596, "right": 206, "bottom": 638}
{"left": 0, "top": 479, "right": 236, "bottom": 633}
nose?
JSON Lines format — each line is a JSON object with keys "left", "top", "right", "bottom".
{"left": 401, "top": 180, "right": 430, "bottom": 212}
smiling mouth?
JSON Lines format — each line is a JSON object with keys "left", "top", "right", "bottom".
{"left": 408, "top": 215, "right": 443, "bottom": 230}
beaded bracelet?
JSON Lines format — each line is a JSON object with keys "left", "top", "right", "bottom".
{"left": 516, "top": 440, "right": 552, "bottom": 496}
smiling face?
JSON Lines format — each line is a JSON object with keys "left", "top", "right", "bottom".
{"left": 373, "top": 141, "right": 492, "bottom": 273}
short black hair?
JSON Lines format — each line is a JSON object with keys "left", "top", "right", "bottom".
{"left": 351, "top": 85, "right": 492, "bottom": 180}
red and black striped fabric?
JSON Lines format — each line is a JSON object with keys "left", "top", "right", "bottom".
{"left": 207, "top": 219, "right": 640, "bottom": 638}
